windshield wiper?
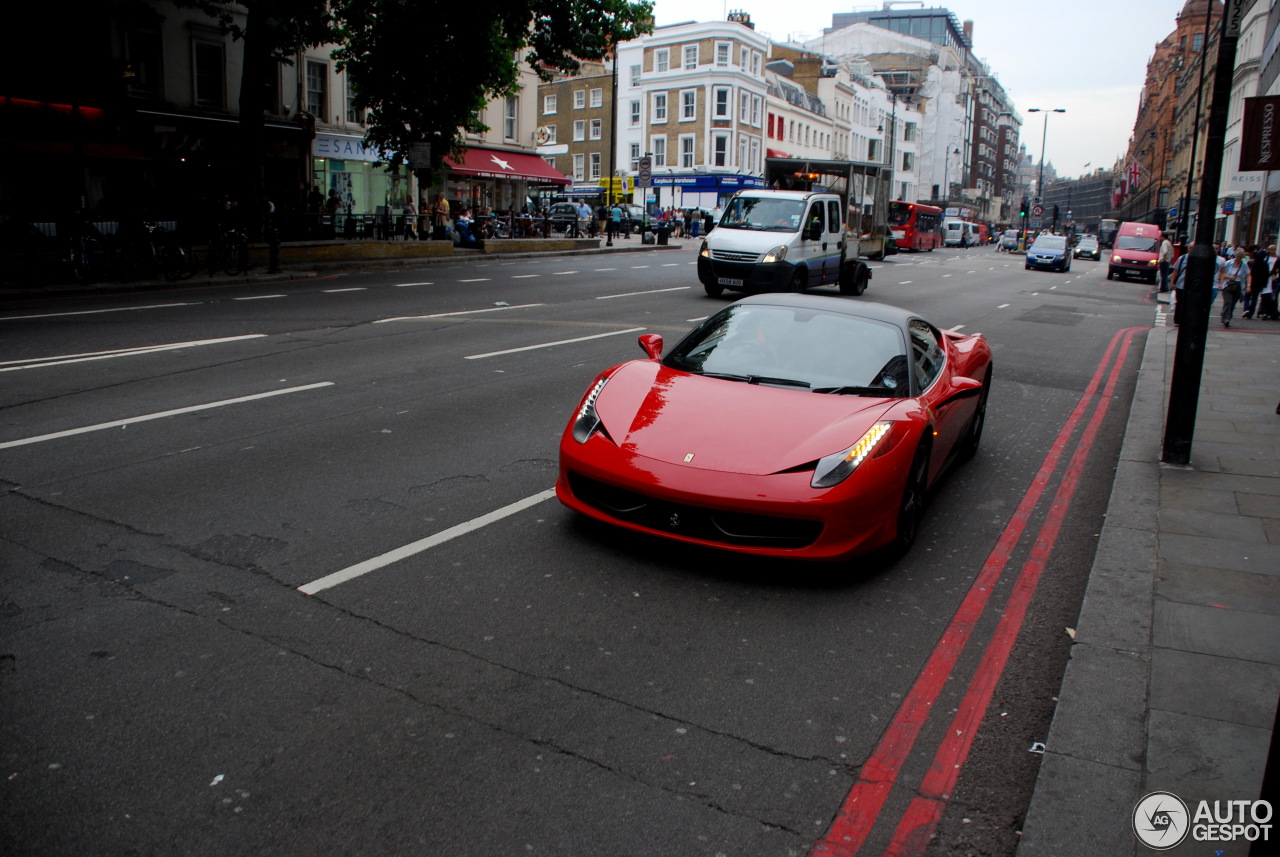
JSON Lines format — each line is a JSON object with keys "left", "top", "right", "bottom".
{"left": 701, "top": 372, "right": 810, "bottom": 388}
{"left": 811, "top": 385, "right": 893, "bottom": 396}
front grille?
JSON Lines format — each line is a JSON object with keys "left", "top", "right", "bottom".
{"left": 711, "top": 249, "right": 762, "bottom": 264}
{"left": 568, "top": 473, "right": 822, "bottom": 548}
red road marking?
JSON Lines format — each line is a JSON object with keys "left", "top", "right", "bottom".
{"left": 810, "top": 326, "right": 1148, "bottom": 856}
{"left": 883, "top": 327, "right": 1141, "bottom": 855}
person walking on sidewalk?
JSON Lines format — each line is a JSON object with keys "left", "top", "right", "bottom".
{"left": 1260, "top": 256, "right": 1280, "bottom": 320}
{"left": 1158, "top": 233, "right": 1174, "bottom": 292}
{"left": 1170, "top": 241, "right": 1189, "bottom": 325}
{"left": 1218, "top": 247, "right": 1250, "bottom": 328}
{"left": 1244, "top": 244, "right": 1271, "bottom": 318}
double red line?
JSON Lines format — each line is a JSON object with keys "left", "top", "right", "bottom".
{"left": 812, "top": 325, "right": 1147, "bottom": 856}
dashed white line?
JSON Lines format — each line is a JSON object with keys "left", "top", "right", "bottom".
{"left": 0, "top": 382, "right": 334, "bottom": 450}
{"left": 298, "top": 489, "right": 557, "bottom": 594}
{"left": 1, "top": 303, "right": 195, "bottom": 321}
{"left": 234, "top": 294, "right": 286, "bottom": 301}
{"left": 512, "top": 274, "right": 539, "bottom": 279}
{"left": 949, "top": 324, "right": 966, "bottom": 332}
{"left": 593, "top": 268, "right": 617, "bottom": 272}
{"left": 459, "top": 278, "right": 491, "bottom": 283}
{"left": 466, "top": 327, "right": 646, "bottom": 360}
{"left": 553, "top": 271, "right": 579, "bottom": 275}
{"left": 374, "top": 303, "right": 543, "bottom": 323}
{"left": 396, "top": 282, "right": 433, "bottom": 287}
{"left": 997, "top": 303, "right": 1011, "bottom": 309}
{"left": 597, "top": 287, "right": 690, "bottom": 300}
{"left": 324, "top": 287, "right": 366, "bottom": 293}
{"left": 0, "top": 334, "right": 269, "bottom": 372}
{"left": 631, "top": 265, "right": 651, "bottom": 269}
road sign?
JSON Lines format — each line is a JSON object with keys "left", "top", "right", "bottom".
{"left": 637, "top": 156, "right": 652, "bottom": 188}
{"left": 408, "top": 143, "right": 432, "bottom": 168}
{"left": 1168, "top": 207, "right": 1179, "bottom": 220}
{"left": 1032, "top": 204, "right": 1044, "bottom": 217}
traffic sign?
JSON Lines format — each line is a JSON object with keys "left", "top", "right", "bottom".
{"left": 637, "top": 156, "right": 652, "bottom": 188}
{"left": 1168, "top": 207, "right": 1179, "bottom": 220}
{"left": 1032, "top": 204, "right": 1044, "bottom": 217}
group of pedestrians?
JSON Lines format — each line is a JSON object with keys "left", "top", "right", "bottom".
{"left": 1170, "top": 240, "right": 1280, "bottom": 327}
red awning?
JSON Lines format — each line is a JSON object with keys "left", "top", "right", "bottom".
{"left": 766, "top": 148, "right": 792, "bottom": 158}
{"left": 443, "top": 147, "right": 570, "bottom": 184}
{"left": 11, "top": 139, "right": 148, "bottom": 159}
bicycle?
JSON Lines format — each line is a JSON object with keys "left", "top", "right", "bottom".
{"left": 209, "top": 226, "right": 250, "bottom": 276}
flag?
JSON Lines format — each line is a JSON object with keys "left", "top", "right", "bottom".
{"left": 1128, "top": 160, "right": 1143, "bottom": 190}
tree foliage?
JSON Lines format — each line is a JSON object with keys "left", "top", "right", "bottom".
{"left": 331, "top": 0, "right": 654, "bottom": 169}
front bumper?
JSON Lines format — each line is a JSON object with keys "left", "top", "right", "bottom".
{"left": 697, "top": 253, "right": 795, "bottom": 292}
{"left": 1026, "top": 254, "right": 1068, "bottom": 270}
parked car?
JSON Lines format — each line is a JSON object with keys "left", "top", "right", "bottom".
{"left": 556, "top": 293, "right": 993, "bottom": 561}
{"left": 1025, "top": 234, "right": 1072, "bottom": 272}
{"left": 546, "top": 202, "right": 583, "bottom": 235}
{"left": 1000, "top": 229, "right": 1020, "bottom": 252}
{"left": 1074, "top": 235, "right": 1101, "bottom": 260}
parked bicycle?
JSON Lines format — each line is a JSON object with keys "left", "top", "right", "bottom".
{"left": 208, "top": 225, "right": 250, "bottom": 276}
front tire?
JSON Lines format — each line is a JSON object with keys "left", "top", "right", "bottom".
{"left": 893, "top": 441, "right": 931, "bottom": 553}
{"left": 959, "top": 366, "right": 992, "bottom": 461}
{"left": 786, "top": 268, "right": 807, "bottom": 293}
{"left": 703, "top": 280, "right": 724, "bottom": 298}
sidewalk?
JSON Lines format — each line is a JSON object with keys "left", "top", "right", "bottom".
{"left": 1018, "top": 294, "right": 1280, "bottom": 856}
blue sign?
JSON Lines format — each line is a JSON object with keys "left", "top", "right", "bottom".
{"left": 1223, "top": 199, "right": 1236, "bottom": 213}
{"left": 651, "top": 173, "right": 767, "bottom": 190}
{"left": 1168, "top": 207, "right": 1178, "bottom": 220}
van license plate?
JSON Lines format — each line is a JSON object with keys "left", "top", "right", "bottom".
{"left": 718, "top": 277, "right": 744, "bottom": 286}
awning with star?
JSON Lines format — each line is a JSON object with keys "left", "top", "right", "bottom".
{"left": 442, "top": 147, "right": 570, "bottom": 184}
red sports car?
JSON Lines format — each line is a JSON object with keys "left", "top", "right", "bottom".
{"left": 556, "top": 294, "right": 993, "bottom": 561}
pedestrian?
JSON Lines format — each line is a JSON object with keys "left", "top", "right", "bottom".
{"left": 1260, "top": 255, "right": 1280, "bottom": 320}
{"left": 402, "top": 198, "right": 417, "bottom": 240}
{"left": 1244, "top": 244, "right": 1270, "bottom": 318}
{"left": 1218, "top": 247, "right": 1250, "bottom": 328}
{"left": 1170, "top": 241, "right": 1190, "bottom": 326}
{"left": 608, "top": 201, "right": 622, "bottom": 240}
{"left": 576, "top": 200, "right": 592, "bottom": 238}
{"left": 1158, "top": 233, "right": 1175, "bottom": 292}
{"left": 432, "top": 193, "right": 450, "bottom": 240}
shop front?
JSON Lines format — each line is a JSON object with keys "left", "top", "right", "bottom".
{"left": 437, "top": 146, "right": 570, "bottom": 216}
{"left": 312, "top": 133, "right": 408, "bottom": 216}
{"left": 652, "top": 173, "right": 768, "bottom": 213}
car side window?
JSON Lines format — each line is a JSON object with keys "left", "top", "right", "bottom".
{"left": 909, "top": 319, "right": 945, "bottom": 391}
{"left": 807, "top": 202, "right": 825, "bottom": 234}
{"left": 827, "top": 200, "right": 842, "bottom": 234}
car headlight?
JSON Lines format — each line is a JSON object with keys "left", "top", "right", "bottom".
{"left": 762, "top": 244, "right": 788, "bottom": 264}
{"left": 1112, "top": 255, "right": 1122, "bottom": 263}
{"left": 811, "top": 421, "right": 895, "bottom": 489}
{"left": 1148, "top": 259, "right": 1158, "bottom": 266}
{"left": 699, "top": 240, "right": 710, "bottom": 258}
{"left": 571, "top": 376, "right": 610, "bottom": 443}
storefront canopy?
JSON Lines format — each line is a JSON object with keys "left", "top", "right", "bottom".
{"left": 444, "top": 147, "right": 570, "bottom": 184}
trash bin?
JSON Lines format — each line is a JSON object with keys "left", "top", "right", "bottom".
{"left": 691, "top": 219, "right": 700, "bottom": 238}
{"left": 656, "top": 225, "right": 669, "bottom": 245}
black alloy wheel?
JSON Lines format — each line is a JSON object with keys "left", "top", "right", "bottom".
{"left": 787, "top": 268, "right": 807, "bottom": 293}
{"left": 893, "top": 441, "right": 931, "bottom": 553}
{"left": 959, "top": 365, "right": 992, "bottom": 461}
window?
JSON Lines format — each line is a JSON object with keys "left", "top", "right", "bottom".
{"left": 680, "top": 89, "right": 696, "bottom": 121}
{"left": 740, "top": 46, "right": 748, "bottom": 68}
{"left": 305, "top": 60, "right": 327, "bottom": 121}
{"left": 651, "top": 136, "right": 667, "bottom": 167}
{"left": 750, "top": 96, "right": 761, "bottom": 126}
{"left": 680, "top": 134, "right": 696, "bottom": 168}
{"left": 903, "top": 122, "right": 917, "bottom": 142}
{"left": 629, "top": 143, "right": 641, "bottom": 171}
{"left": 909, "top": 320, "right": 945, "bottom": 390}
{"left": 573, "top": 120, "right": 585, "bottom": 141}
{"left": 590, "top": 153, "right": 602, "bottom": 180}
{"left": 589, "top": 118, "right": 602, "bottom": 139}
{"left": 544, "top": 94, "right": 557, "bottom": 114}
{"left": 345, "top": 74, "right": 363, "bottom": 123}
{"left": 714, "top": 87, "right": 730, "bottom": 119}
{"left": 715, "top": 42, "right": 730, "bottom": 67}
{"left": 655, "top": 48, "right": 670, "bottom": 73}
{"left": 751, "top": 52, "right": 761, "bottom": 75}
{"left": 590, "top": 88, "right": 603, "bottom": 108}
{"left": 630, "top": 64, "right": 641, "bottom": 86}
{"left": 630, "top": 100, "right": 641, "bottom": 126}
{"left": 504, "top": 96, "right": 518, "bottom": 139}
{"left": 739, "top": 92, "right": 749, "bottom": 122}
{"left": 572, "top": 153, "right": 585, "bottom": 181}
{"left": 652, "top": 92, "right": 668, "bottom": 122}
{"left": 195, "top": 41, "right": 226, "bottom": 110}
{"left": 684, "top": 45, "right": 698, "bottom": 69}
{"left": 124, "top": 29, "right": 163, "bottom": 99}
{"left": 543, "top": 125, "right": 558, "bottom": 144}
{"left": 713, "top": 133, "right": 729, "bottom": 167}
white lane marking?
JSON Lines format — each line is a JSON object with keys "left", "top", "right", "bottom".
{"left": 898, "top": 281, "right": 913, "bottom": 285}
{"left": 949, "top": 325, "right": 966, "bottom": 332}
{"left": 1, "top": 303, "right": 196, "bottom": 321}
{"left": 234, "top": 294, "right": 286, "bottom": 301}
{"left": 0, "top": 382, "right": 334, "bottom": 450}
{"left": 942, "top": 274, "right": 952, "bottom": 278}
{"left": 466, "top": 327, "right": 646, "bottom": 360}
{"left": 553, "top": 271, "right": 579, "bottom": 275}
{"left": 298, "top": 488, "right": 557, "bottom": 594}
{"left": 630, "top": 265, "right": 650, "bottom": 269}
{"left": 396, "top": 282, "right": 433, "bottom": 287}
{"left": 593, "top": 268, "right": 617, "bottom": 272}
{"left": 997, "top": 303, "right": 1011, "bottom": 309}
{"left": 597, "top": 287, "right": 690, "bottom": 300}
{"left": 662, "top": 263, "right": 680, "bottom": 267}
{"left": 459, "top": 278, "right": 491, "bottom": 283}
{"left": 512, "top": 274, "right": 540, "bottom": 279}
{"left": 374, "top": 303, "right": 543, "bottom": 323}
{"left": 324, "top": 288, "right": 366, "bottom": 293}
{"left": 0, "top": 335, "right": 269, "bottom": 372}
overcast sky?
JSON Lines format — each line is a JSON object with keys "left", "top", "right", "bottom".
{"left": 650, "top": 0, "right": 1194, "bottom": 179}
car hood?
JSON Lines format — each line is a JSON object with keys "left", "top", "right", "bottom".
{"left": 706, "top": 226, "right": 797, "bottom": 255}
{"left": 594, "top": 361, "right": 896, "bottom": 476}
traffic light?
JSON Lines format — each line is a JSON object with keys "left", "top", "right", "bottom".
{"left": 1019, "top": 199, "right": 1028, "bottom": 218}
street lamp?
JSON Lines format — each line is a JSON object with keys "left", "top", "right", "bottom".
{"left": 1028, "top": 108, "right": 1065, "bottom": 226}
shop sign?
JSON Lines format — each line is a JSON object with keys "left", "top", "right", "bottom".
{"left": 313, "top": 134, "right": 394, "bottom": 163}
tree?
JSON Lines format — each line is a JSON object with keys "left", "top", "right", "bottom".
{"left": 331, "top": 0, "right": 654, "bottom": 170}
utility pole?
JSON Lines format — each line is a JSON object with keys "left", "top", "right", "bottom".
{"left": 1162, "top": 0, "right": 1243, "bottom": 465}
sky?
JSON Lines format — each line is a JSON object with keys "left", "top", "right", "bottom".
{"left": 650, "top": 0, "right": 1192, "bottom": 179}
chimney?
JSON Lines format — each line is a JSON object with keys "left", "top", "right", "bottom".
{"left": 727, "top": 10, "right": 755, "bottom": 29}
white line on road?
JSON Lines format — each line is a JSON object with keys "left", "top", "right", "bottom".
{"left": 899, "top": 281, "right": 913, "bottom": 285}
{"left": 949, "top": 325, "right": 966, "bottom": 332}
{"left": 324, "top": 288, "right": 367, "bottom": 293}
{"left": 512, "top": 274, "right": 540, "bottom": 279}
{"left": 597, "top": 287, "right": 690, "bottom": 300}
{"left": 0, "top": 334, "right": 269, "bottom": 372}
{"left": 0, "top": 303, "right": 196, "bottom": 321}
{"left": 997, "top": 303, "right": 1011, "bottom": 308}
{"left": 234, "top": 294, "right": 286, "bottom": 301}
{"left": 553, "top": 271, "right": 579, "bottom": 275}
{"left": 0, "top": 382, "right": 334, "bottom": 450}
{"left": 374, "top": 303, "right": 543, "bottom": 323}
{"left": 466, "top": 327, "right": 646, "bottom": 360}
{"left": 630, "top": 265, "right": 650, "bottom": 269}
{"left": 396, "top": 282, "right": 433, "bottom": 287}
{"left": 942, "top": 274, "right": 952, "bottom": 278}
{"left": 593, "top": 268, "right": 617, "bottom": 272}
{"left": 459, "top": 278, "right": 491, "bottom": 283}
{"left": 298, "top": 488, "right": 557, "bottom": 595}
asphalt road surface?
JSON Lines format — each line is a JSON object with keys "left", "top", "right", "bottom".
{"left": 0, "top": 243, "right": 1159, "bottom": 856}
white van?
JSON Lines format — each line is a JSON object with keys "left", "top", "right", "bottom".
{"left": 696, "top": 190, "right": 872, "bottom": 297}
{"left": 943, "top": 219, "right": 980, "bottom": 247}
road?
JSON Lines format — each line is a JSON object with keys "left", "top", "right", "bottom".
{"left": 0, "top": 244, "right": 1158, "bottom": 856}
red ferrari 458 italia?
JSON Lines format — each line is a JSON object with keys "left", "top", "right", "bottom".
{"left": 556, "top": 294, "right": 993, "bottom": 561}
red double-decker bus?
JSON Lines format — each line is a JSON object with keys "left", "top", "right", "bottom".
{"left": 887, "top": 201, "right": 943, "bottom": 251}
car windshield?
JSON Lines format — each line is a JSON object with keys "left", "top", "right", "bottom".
{"left": 1117, "top": 235, "right": 1159, "bottom": 253}
{"left": 718, "top": 197, "right": 807, "bottom": 233}
{"left": 1033, "top": 236, "right": 1066, "bottom": 250}
{"left": 663, "top": 304, "right": 909, "bottom": 395}
{"left": 1079, "top": 237, "right": 1098, "bottom": 247}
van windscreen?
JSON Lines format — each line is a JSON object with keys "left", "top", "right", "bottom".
{"left": 1117, "top": 235, "right": 1159, "bottom": 253}
{"left": 719, "top": 197, "right": 807, "bottom": 232}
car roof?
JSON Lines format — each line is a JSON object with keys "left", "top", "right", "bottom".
{"left": 731, "top": 293, "right": 921, "bottom": 330}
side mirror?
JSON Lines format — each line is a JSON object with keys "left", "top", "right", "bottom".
{"left": 638, "top": 333, "right": 664, "bottom": 360}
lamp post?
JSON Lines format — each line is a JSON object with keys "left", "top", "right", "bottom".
{"left": 606, "top": 40, "right": 618, "bottom": 248}
{"left": 1028, "top": 108, "right": 1065, "bottom": 226}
